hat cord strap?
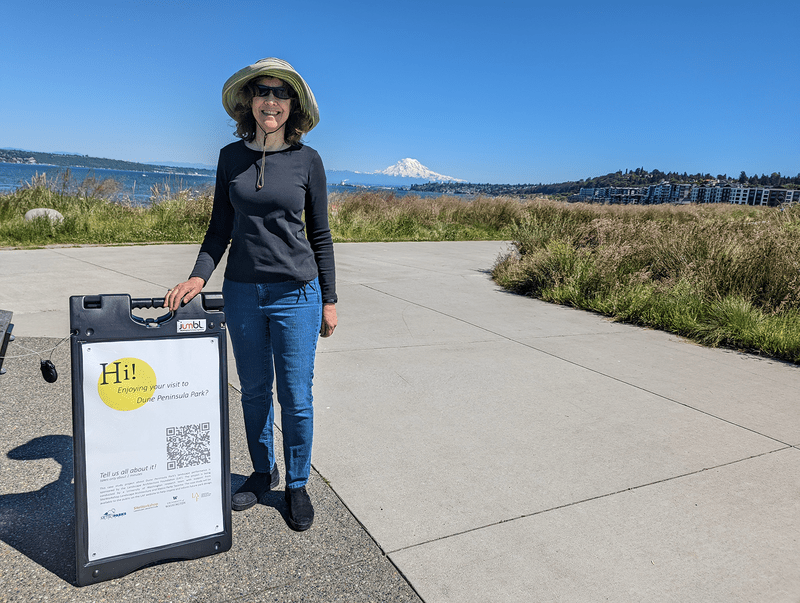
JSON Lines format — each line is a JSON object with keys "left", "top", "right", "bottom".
{"left": 255, "top": 122, "right": 286, "bottom": 191}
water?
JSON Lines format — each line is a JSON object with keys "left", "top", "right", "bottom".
{"left": 326, "top": 184, "right": 450, "bottom": 199}
{"left": 0, "top": 162, "right": 457, "bottom": 204}
{"left": 0, "top": 163, "right": 216, "bottom": 205}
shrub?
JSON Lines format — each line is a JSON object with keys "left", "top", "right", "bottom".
{"left": 493, "top": 200, "right": 800, "bottom": 362}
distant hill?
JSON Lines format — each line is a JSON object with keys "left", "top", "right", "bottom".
{"left": 0, "top": 148, "right": 215, "bottom": 176}
{"left": 411, "top": 167, "right": 800, "bottom": 196}
{"left": 145, "top": 160, "right": 217, "bottom": 171}
{"left": 5, "top": 149, "right": 795, "bottom": 195}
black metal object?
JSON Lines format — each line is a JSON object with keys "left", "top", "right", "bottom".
{"left": 0, "top": 309, "right": 13, "bottom": 376}
{"left": 70, "top": 293, "right": 231, "bottom": 586}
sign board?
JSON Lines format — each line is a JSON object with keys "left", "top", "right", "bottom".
{"left": 70, "top": 293, "right": 231, "bottom": 586}
{"left": 0, "top": 309, "right": 12, "bottom": 375}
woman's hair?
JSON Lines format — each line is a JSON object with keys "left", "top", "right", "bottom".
{"left": 231, "top": 78, "right": 313, "bottom": 145}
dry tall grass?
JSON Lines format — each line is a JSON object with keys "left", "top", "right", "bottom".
{"left": 493, "top": 199, "right": 800, "bottom": 362}
{"left": 329, "top": 191, "right": 531, "bottom": 241}
{"left": 0, "top": 173, "right": 214, "bottom": 246}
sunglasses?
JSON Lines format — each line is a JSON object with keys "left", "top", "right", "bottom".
{"left": 253, "top": 84, "right": 292, "bottom": 100}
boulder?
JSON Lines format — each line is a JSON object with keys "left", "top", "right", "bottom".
{"left": 24, "top": 208, "right": 64, "bottom": 223}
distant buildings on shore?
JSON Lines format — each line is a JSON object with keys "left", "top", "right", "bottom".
{"left": 3, "top": 155, "right": 37, "bottom": 164}
{"left": 575, "top": 182, "right": 800, "bottom": 207}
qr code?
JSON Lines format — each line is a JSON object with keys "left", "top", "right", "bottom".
{"left": 166, "top": 422, "right": 211, "bottom": 470}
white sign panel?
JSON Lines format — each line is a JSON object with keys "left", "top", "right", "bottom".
{"left": 81, "top": 337, "right": 223, "bottom": 561}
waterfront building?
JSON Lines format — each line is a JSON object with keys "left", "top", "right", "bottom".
{"left": 726, "top": 187, "right": 799, "bottom": 207}
{"left": 579, "top": 182, "right": 797, "bottom": 207}
{"left": 691, "top": 185, "right": 733, "bottom": 204}
{"left": 577, "top": 187, "right": 646, "bottom": 204}
{"left": 645, "top": 182, "right": 691, "bottom": 204}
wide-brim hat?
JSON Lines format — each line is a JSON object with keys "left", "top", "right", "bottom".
{"left": 221, "top": 57, "right": 319, "bottom": 131}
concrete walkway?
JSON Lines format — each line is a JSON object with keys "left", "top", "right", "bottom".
{"left": 2, "top": 242, "right": 800, "bottom": 602}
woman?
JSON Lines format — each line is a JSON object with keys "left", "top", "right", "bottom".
{"left": 165, "top": 57, "right": 337, "bottom": 532}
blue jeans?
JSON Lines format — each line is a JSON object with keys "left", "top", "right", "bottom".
{"left": 223, "top": 278, "right": 322, "bottom": 489}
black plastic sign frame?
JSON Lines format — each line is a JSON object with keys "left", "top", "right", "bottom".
{"left": 70, "top": 293, "right": 231, "bottom": 586}
{"left": 0, "top": 309, "right": 12, "bottom": 375}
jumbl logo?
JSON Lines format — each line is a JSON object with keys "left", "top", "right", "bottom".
{"left": 97, "top": 358, "right": 157, "bottom": 411}
{"left": 178, "top": 319, "right": 206, "bottom": 333}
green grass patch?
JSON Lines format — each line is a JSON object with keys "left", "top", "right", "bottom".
{"left": 0, "top": 174, "right": 214, "bottom": 247}
{"left": 492, "top": 198, "right": 800, "bottom": 363}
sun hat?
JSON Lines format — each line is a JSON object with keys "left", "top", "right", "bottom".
{"left": 221, "top": 57, "right": 319, "bottom": 131}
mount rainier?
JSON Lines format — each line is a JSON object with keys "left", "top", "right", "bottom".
{"left": 374, "top": 158, "right": 463, "bottom": 182}
{"left": 327, "top": 158, "right": 464, "bottom": 187}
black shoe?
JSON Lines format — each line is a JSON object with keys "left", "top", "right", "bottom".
{"left": 284, "top": 486, "right": 314, "bottom": 531}
{"left": 232, "top": 466, "right": 280, "bottom": 511}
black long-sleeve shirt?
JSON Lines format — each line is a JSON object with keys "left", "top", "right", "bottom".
{"left": 190, "top": 140, "right": 337, "bottom": 304}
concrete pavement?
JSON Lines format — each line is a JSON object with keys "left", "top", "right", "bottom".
{"left": 2, "top": 242, "right": 800, "bottom": 601}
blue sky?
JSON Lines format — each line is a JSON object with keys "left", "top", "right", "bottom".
{"left": 2, "top": 0, "right": 798, "bottom": 184}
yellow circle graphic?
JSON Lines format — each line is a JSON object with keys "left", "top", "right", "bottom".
{"left": 97, "top": 357, "right": 157, "bottom": 411}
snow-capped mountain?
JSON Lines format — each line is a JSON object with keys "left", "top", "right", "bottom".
{"left": 326, "top": 158, "right": 465, "bottom": 187}
{"left": 374, "top": 158, "right": 464, "bottom": 182}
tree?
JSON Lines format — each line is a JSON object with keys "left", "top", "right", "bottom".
{"left": 739, "top": 170, "right": 747, "bottom": 183}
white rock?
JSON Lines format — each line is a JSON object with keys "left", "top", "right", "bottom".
{"left": 24, "top": 208, "right": 64, "bottom": 223}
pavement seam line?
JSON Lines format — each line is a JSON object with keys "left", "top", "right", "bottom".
{"left": 384, "top": 446, "right": 795, "bottom": 556}
{"left": 319, "top": 340, "right": 500, "bottom": 354}
{"left": 313, "top": 473, "right": 429, "bottom": 603}
{"left": 342, "top": 250, "right": 510, "bottom": 277}
{"left": 361, "top": 283, "right": 794, "bottom": 448}
{"left": 229, "top": 382, "right": 426, "bottom": 602}
{"left": 49, "top": 249, "right": 171, "bottom": 289}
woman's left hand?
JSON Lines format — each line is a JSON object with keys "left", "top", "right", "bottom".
{"left": 320, "top": 303, "right": 337, "bottom": 337}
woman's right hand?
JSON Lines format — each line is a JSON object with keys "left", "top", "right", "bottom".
{"left": 164, "top": 276, "right": 205, "bottom": 311}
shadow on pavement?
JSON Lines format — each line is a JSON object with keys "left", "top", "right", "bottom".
{"left": 1, "top": 435, "right": 76, "bottom": 583}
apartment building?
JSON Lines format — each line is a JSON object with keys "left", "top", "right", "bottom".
{"left": 578, "top": 183, "right": 798, "bottom": 207}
